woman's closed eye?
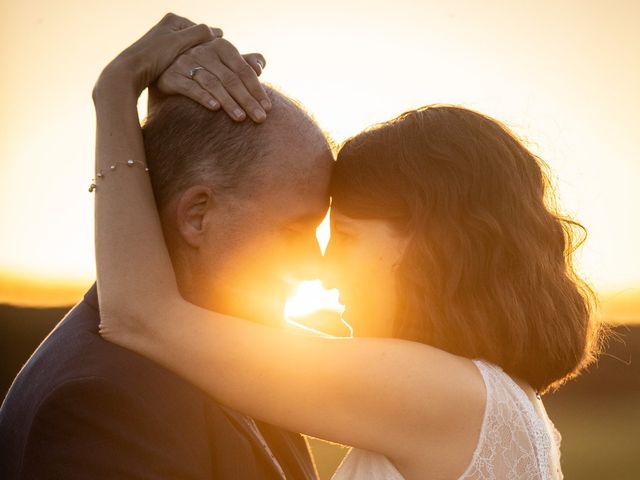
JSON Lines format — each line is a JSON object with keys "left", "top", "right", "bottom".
{"left": 331, "top": 229, "right": 355, "bottom": 245}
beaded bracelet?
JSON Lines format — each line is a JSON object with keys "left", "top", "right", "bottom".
{"left": 88, "top": 159, "right": 150, "bottom": 192}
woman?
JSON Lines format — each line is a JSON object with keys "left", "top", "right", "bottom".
{"left": 95, "top": 13, "right": 603, "bottom": 479}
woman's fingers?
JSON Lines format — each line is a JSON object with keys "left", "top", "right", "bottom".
{"left": 215, "top": 40, "right": 271, "bottom": 112}
{"left": 153, "top": 52, "right": 244, "bottom": 119}
{"left": 152, "top": 34, "right": 271, "bottom": 123}
{"left": 154, "top": 66, "right": 221, "bottom": 112}
{"left": 192, "top": 67, "right": 252, "bottom": 121}
{"left": 170, "top": 75, "right": 220, "bottom": 110}
{"left": 190, "top": 44, "right": 267, "bottom": 122}
{"left": 242, "top": 53, "right": 267, "bottom": 76}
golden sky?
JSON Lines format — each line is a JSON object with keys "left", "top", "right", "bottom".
{"left": 0, "top": 0, "right": 639, "bottom": 314}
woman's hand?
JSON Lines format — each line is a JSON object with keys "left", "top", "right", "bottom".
{"left": 93, "top": 12, "right": 218, "bottom": 106}
{"left": 93, "top": 12, "right": 270, "bottom": 124}
{"left": 149, "top": 40, "right": 271, "bottom": 122}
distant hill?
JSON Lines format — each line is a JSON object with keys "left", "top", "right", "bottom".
{"left": 547, "top": 323, "right": 640, "bottom": 400}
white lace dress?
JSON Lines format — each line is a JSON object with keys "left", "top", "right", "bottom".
{"left": 331, "top": 358, "right": 563, "bottom": 480}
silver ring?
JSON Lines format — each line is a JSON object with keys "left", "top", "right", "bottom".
{"left": 188, "top": 66, "right": 205, "bottom": 79}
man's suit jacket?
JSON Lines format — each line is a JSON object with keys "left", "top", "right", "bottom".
{"left": 0, "top": 282, "right": 318, "bottom": 479}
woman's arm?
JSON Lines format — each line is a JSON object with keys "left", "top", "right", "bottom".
{"left": 114, "top": 303, "right": 485, "bottom": 464}
{"left": 93, "top": 14, "right": 216, "bottom": 318}
{"left": 93, "top": 12, "right": 269, "bottom": 316}
{"left": 95, "top": 14, "right": 486, "bottom": 466}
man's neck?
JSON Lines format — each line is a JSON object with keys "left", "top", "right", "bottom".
{"left": 173, "top": 256, "right": 283, "bottom": 326}
{"left": 177, "top": 279, "right": 279, "bottom": 326}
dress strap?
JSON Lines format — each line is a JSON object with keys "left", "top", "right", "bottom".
{"left": 471, "top": 358, "right": 553, "bottom": 480}
{"left": 454, "top": 359, "right": 495, "bottom": 478}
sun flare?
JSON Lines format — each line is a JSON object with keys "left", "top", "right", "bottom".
{"left": 284, "top": 280, "right": 350, "bottom": 337}
{"left": 284, "top": 279, "right": 342, "bottom": 318}
{"left": 282, "top": 211, "right": 352, "bottom": 337}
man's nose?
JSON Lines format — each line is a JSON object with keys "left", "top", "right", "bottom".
{"left": 292, "top": 253, "right": 324, "bottom": 280}
{"left": 319, "top": 242, "right": 340, "bottom": 290}
{"left": 287, "top": 234, "right": 325, "bottom": 280}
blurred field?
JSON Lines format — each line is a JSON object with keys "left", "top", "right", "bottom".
{"left": 1, "top": 303, "right": 638, "bottom": 478}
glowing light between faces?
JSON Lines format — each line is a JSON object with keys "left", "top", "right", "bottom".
{"left": 284, "top": 280, "right": 351, "bottom": 337}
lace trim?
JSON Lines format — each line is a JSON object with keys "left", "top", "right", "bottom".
{"left": 456, "top": 359, "right": 494, "bottom": 478}
{"left": 476, "top": 360, "right": 555, "bottom": 480}
{"left": 492, "top": 363, "right": 552, "bottom": 480}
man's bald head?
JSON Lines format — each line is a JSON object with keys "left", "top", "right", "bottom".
{"left": 141, "top": 85, "right": 331, "bottom": 210}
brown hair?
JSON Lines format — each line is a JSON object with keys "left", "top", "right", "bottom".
{"left": 331, "top": 105, "right": 605, "bottom": 393}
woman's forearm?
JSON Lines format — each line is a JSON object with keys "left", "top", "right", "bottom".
{"left": 93, "top": 77, "right": 179, "bottom": 323}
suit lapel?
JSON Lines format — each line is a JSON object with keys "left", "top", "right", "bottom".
{"left": 218, "top": 405, "right": 288, "bottom": 478}
{"left": 255, "top": 420, "right": 319, "bottom": 480}
{"left": 219, "top": 406, "right": 318, "bottom": 479}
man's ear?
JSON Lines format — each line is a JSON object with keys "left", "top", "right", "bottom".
{"left": 175, "top": 185, "right": 215, "bottom": 248}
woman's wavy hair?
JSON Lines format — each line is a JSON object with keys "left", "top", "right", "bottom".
{"left": 331, "top": 105, "right": 605, "bottom": 393}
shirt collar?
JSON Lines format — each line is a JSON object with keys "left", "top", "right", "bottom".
{"left": 83, "top": 281, "right": 99, "bottom": 312}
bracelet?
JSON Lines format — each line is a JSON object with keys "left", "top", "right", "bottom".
{"left": 88, "top": 159, "right": 150, "bottom": 192}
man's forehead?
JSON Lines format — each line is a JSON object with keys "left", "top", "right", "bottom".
{"left": 268, "top": 117, "right": 331, "bottom": 154}
{"left": 260, "top": 115, "right": 334, "bottom": 181}
{"left": 259, "top": 157, "right": 331, "bottom": 208}
{"left": 241, "top": 148, "right": 330, "bottom": 225}
{"left": 245, "top": 86, "right": 333, "bottom": 222}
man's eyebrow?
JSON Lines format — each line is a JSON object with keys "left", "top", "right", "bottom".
{"left": 330, "top": 215, "right": 356, "bottom": 230}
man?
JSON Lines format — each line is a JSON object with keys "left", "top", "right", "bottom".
{"left": 0, "top": 81, "right": 334, "bottom": 478}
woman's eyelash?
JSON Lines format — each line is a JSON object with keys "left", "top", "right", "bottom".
{"left": 333, "top": 230, "right": 353, "bottom": 241}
